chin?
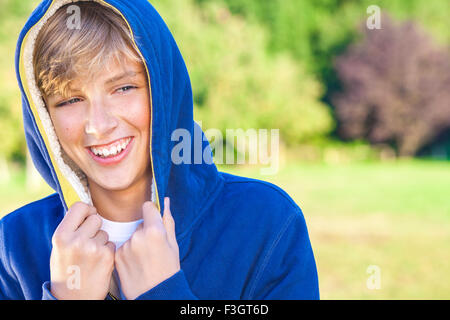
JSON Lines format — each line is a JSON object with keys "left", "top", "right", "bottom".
{"left": 90, "top": 174, "right": 135, "bottom": 192}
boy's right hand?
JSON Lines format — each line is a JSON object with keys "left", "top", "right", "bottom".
{"left": 49, "top": 201, "right": 115, "bottom": 300}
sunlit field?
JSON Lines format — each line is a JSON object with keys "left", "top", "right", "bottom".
{"left": 1, "top": 159, "right": 449, "bottom": 299}
{"left": 221, "top": 159, "right": 450, "bottom": 299}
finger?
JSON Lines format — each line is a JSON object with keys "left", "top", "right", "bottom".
{"left": 76, "top": 214, "right": 102, "bottom": 238}
{"left": 142, "top": 201, "right": 163, "bottom": 229}
{"left": 162, "top": 197, "right": 176, "bottom": 243}
{"left": 114, "top": 244, "right": 126, "bottom": 273}
{"left": 106, "top": 241, "right": 116, "bottom": 253}
{"left": 135, "top": 222, "right": 144, "bottom": 232}
{"left": 114, "top": 241, "right": 130, "bottom": 268}
{"left": 58, "top": 202, "right": 97, "bottom": 233}
{"left": 92, "top": 229, "right": 109, "bottom": 245}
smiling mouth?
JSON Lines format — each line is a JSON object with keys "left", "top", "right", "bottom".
{"left": 88, "top": 137, "right": 132, "bottom": 158}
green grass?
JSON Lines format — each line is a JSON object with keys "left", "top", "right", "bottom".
{"left": 221, "top": 159, "right": 450, "bottom": 219}
{"left": 0, "top": 169, "right": 54, "bottom": 215}
{"left": 218, "top": 159, "right": 450, "bottom": 299}
{"left": 1, "top": 159, "right": 449, "bottom": 299}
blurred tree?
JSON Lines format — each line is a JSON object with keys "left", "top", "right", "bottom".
{"left": 418, "top": 129, "right": 450, "bottom": 160}
{"left": 201, "top": 0, "right": 450, "bottom": 80}
{"left": 154, "top": 0, "right": 334, "bottom": 148}
{"left": 1, "top": 0, "right": 448, "bottom": 164}
{"left": 0, "top": 0, "right": 40, "bottom": 164}
{"left": 332, "top": 14, "right": 450, "bottom": 157}
{"left": 198, "top": 0, "right": 450, "bottom": 151}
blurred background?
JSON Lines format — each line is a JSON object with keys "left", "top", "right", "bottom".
{"left": 0, "top": 0, "right": 449, "bottom": 299}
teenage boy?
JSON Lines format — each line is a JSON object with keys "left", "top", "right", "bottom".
{"left": 0, "top": 0, "right": 319, "bottom": 300}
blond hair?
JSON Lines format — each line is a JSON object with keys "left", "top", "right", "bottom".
{"left": 33, "top": 1, "right": 143, "bottom": 99}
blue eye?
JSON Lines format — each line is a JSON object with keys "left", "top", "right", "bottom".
{"left": 56, "top": 97, "right": 82, "bottom": 107}
{"left": 117, "top": 86, "right": 136, "bottom": 93}
{"left": 116, "top": 86, "right": 137, "bottom": 93}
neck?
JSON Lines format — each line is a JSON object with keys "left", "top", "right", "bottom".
{"left": 88, "top": 169, "right": 153, "bottom": 222}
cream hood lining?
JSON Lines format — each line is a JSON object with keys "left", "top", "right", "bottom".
{"left": 23, "top": 0, "right": 156, "bottom": 206}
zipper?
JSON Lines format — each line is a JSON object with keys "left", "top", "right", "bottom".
{"left": 107, "top": 292, "right": 118, "bottom": 300}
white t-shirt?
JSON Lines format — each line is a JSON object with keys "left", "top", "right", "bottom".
{"left": 99, "top": 216, "right": 143, "bottom": 249}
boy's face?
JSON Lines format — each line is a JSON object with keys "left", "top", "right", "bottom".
{"left": 46, "top": 57, "right": 151, "bottom": 192}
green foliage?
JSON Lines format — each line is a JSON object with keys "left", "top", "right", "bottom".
{"left": 0, "top": 0, "right": 40, "bottom": 162}
{"left": 200, "top": 0, "right": 450, "bottom": 154}
{"left": 206, "top": 0, "right": 450, "bottom": 79}
{"left": 1, "top": 0, "right": 448, "bottom": 164}
{"left": 154, "top": 0, "right": 334, "bottom": 146}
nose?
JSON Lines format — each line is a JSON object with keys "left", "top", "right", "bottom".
{"left": 84, "top": 99, "right": 118, "bottom": 137}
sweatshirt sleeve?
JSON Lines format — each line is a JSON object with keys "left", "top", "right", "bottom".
{"left": 0, "top": 219, "right": 23, "bottom": 300}
{"left": 42, "top": 271, "right": 198, "bottom": 300}
{"left": 0, "top": 246, "right": 20, "bottom": 300}
{"left": 248, "top": 211, "right": 320, "bottom": 300}
{"left": 41, "top": 281, "right": 57, "bottom": 300}
{"left": 134, "top": 269, "right": 198, "bottom": 300}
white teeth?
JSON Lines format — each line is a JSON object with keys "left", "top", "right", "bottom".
{"left": 90, "top": 137, "right": 131, "bottom": 158}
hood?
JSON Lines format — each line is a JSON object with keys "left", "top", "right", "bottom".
{"left": 15, "top": 0, "right": 224, "bottom": 236}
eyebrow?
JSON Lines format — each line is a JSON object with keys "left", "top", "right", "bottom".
{"left": 105, "top": 70, "right": 143, "bottom": 84}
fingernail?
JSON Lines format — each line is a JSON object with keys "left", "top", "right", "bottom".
{"left": 165, "top": 197, "right": 170, "bottom": 209}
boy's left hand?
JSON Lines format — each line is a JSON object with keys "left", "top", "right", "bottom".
{"left": 115, "top": 197, "right": 180, "bottom": 300}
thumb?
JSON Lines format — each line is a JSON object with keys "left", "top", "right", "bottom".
{"left": 162, "top": 197, "right": 176, "bottom": 243}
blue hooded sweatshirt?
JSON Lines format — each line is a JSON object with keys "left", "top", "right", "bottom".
{"left": 0, "top": 0, "right": 319, "bottom": 300}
